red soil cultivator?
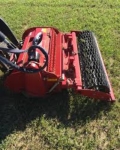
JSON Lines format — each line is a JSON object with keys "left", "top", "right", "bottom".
{"left": 0, "top": 18, "right": 115, "bottom": 101}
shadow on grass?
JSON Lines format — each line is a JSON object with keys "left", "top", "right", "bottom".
{"left": 0, "top": 88, "right": 112, "bottom": 143}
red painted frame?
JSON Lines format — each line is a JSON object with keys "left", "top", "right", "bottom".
{"left": 4, "top": 27, "right": 115, "bottom": 101}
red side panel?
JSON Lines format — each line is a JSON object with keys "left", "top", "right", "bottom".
{"left": 4, "top": 71, "right": 25, "bottom": 93}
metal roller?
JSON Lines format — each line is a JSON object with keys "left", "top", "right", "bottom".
{"left": 77, "top": 31, "right": 110, "bottom": 93}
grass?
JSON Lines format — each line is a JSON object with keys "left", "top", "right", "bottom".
{"left": 0, "top": 0, "right": 120, "bottom": 149}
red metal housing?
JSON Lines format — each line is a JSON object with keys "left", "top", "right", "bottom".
{"left": 4, "top": 27, "right": 115, "bottom": 101}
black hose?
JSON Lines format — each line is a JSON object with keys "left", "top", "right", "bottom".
{"left": 0, "top": 45, "right": 48, "bottom": 73}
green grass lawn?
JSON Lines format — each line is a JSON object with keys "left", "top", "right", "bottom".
{"left": 0, "top": 0, "right": 120, "bottom": 149}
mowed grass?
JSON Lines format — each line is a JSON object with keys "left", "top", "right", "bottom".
{"left": 0, "top": 0, "right": 120, "bottom": 149}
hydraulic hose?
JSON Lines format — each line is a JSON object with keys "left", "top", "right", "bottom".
{"left": 0, "top": 45, "right": 48, "bottom": 73}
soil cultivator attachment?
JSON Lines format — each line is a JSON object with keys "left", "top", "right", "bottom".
{"left": 0, "top": 18, "right": 115, "bottom": 101}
